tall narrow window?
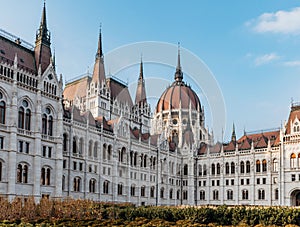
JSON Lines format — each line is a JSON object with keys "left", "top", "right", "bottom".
{"left": 63, "top": 133, "right": 68, "bottom": 152}
{"left": 103, "top": 181, "right": 109, "bottom": 194}
{"left": 240, "top": 161, "right": 245, "bottom": 174}
{"left": 62, "top": 175, "right": 65, "bottom": 191}
{"left": 273, "top": 159, "right": 278, "bottom": 172}
{"left": 73, "top": 137, "right": 77, "bottom": 154}
{"left": 93, "top": 142, "right": 98, "bottom": 158}
{"left": 225, "top": 162, "right": 229, "bottom": 174}
{"left": 216, "top": 163, "right": 220, "bottom": 175}
{"left": 262, "top": 159, "right": 267, "bottom": 172}
{"left": 89, "top": 179, "right": 96, "bottom": 193}
{"left": 246, "top": 161, "right": 251, "bottom": 173}
{"left": 211, "top": 163, "right": 215, "bottom": 175}
{"left": 18, "top": 107, "right": 24, "bottom": 128}
{"left": 150, "top": 186, "right": 155, "bottom": 198}
{"left": 118, "top": 183, "right": 123, "bottom": 195}
{"left": 102, "top": 144, "right": 107, "bottom": 160}
{"left": 291, "top": 153, "right": 296, "bottom": 169}
{"left": 141, "top": 185, "right": 145, "bottom": 197}
{"left": 256, "top": 160, "right": 261, "bottom": 172}
{"left": 42, "top": 114, "right": 47, "bottom": 134}
{"left": 48, "top": 116, "right": 53, "bottom": 136}
{"left": 73, "top": 177, "right": 81, "bottom": 192}
{"left": 0, "top": 161, "right": 2, "bottom": 181}
{"left": 231, "top": 162, "right": 235, "bottom": 174}
{"left": 25, "top": 109, "right": 31, "bottom": 130}
{"left": 0, "top": 100, "right": 5, "bottom": 124}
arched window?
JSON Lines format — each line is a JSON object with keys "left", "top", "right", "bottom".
{"left": 216, "top": 163, "right": 220, "bottom": 175}
{"left": 231, "top": 162, "right": 235, "bottom": 174}
{"left": 141, "top": 185, "right": 145, "bottom": 197}
{"left": 183, "top": 190, "right": 188, "bottom": 200}
{"left": 0, "top": 161, "right": 2, "bottom": 181}
{"left": 213, "top": 190, "right": 219, "bottom": 200}
{"left": 118, "top": 183, "right": 123, "bottom": 195}
{"left": 198, "top": 164, "right": 202, "bottom": 176}
{"left": 107, "top": 145, "right": 112, "bottom": 161}
{"left": 246, "top": 161, "right": 250, "bottom": 173}
{"left": 203, "top": 164, "right": 207, "bottom": 176}
{"left": 144, "top": 155, "right": 147, "bottom": 168}
{"left": 258, "top": 189, "right": 265, "bottom": 200}
{"left": 152, "top": 157, "right": 156, "bottom": 170}
{"left": 256, "top": 160, "right": 261, "bottom": 172}
{"left": 72, "top": 137, "right": 77, "bottom": 154}
{"left": 102, "top": 144, "right": 107, "bottom": 160}
{"left": 73, "top": 177, "right": 81, "bottom": 192}
{"left": 275, "top": 188, "right": 279, "bottom": 200}
{"left": 211, "top": 163, "right": 215, "bottom": 175}
{"left": 79, "top": 138, "right": 84, "bottom": 155}
{"left": 240, "top": 161, "right": 245, "bottom": 174}
{"left": 160, "top": 187, "right": 165, "bottom": 198}
{"left": 17, "top": 164, "right": 22, "bottom": 183}
{"left": 41, "top": 167, "right": 51, "bottom": 185}
{"left": 25, "top": 109, "right": 31, "bottom": 131}
{"left": 225, "top": 162, "right": 229, "bottom": 174}
{"left": 63, "top": 133, "right": 68, "bottom": 152}
{"left": 184, "top": 164, "right": 188, "bottom": 175}
{"left": 169, "top": 189, "right": 173, "bottom": 199}
{"left": 89, "top": 179, "right": 96, "bottom": 193}
{"left": 48, "top": 116, "right": 53, "bottom": 136}
{"left": 130, "top": 184, "right": 135, "bottom": 196}
{"left": 150, "top": 186, "right": 155, "bottom": 198}
{"left": 227, "top": 190, "right": 233, "bottom": 200}
{"left": 177, "top": 190, "right": 180, "bottom": 200}
{"left": 62, "top": 175, "right": 65, "bottom": 191}
{"left": 18, "top": 107, "right": 24, "bottom": 129}
{"left": 103, "top": 181, "right": 109, "bottom": 194}
{"left": 291, "top": 153, "right": 296, "bottom": 169}
{"left": 262, "top": 159, "right": 267, "bottom": 172}
{"left": 200, "top": 190, "right": 205, "bottom": 200}
{"left": 88, "top": 140, "right": 93, "bottom": 157}
{"left": 242, "top": 189, "right": 248, "bottom": 200}
{"left": 17, "top": 163, "right": 28, "bottom": 183}
{"left": 0, "top": 92, "right": 6, "bottom": 124}
{"left": 42, "top": 114, "right": 47, "bottom": 135}
{"left": 273, "top": 158, "right": 278, "bottom": 172}
{"left": 93, "top": 142, "right": 98, "bottom": 158}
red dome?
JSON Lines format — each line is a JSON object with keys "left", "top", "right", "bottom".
{"left": 156, "top": 81, "right": 201, "bottom": 113}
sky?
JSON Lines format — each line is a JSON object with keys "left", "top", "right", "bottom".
{"left": 1, "top": 1, "right": 300, "bottom": 141}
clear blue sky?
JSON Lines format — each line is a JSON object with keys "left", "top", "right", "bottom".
{"left": 1, "top": 0, "right": 300, "bottom": 141}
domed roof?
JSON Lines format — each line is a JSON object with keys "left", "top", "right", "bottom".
{"left": 156, "top": 47, "right": 201, "bottom": 113}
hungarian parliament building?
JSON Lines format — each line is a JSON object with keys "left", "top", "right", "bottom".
{"left": 1, "top": 4, "right": 300, "bottom": 206}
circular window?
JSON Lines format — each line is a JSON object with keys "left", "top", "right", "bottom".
{"left": 172, "top": 119, "right": 178, "bottom": 125}
{"left": 22, "top": 100, "right": 28, "bottom": 107}
{"left": 182, "top": 119, "right": 187, "bottom": 125}
{"left": 46, "top": 107, "right": 51, "bottom": 114}
{"left": 295, "top": 122, "right": 298, "bottom": 125}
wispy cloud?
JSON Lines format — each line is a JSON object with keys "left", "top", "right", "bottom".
{"left": 283, "top": 60, "right": 300, "bottom": 67}
{"left": 247, "top": 7, "right": 300, "bottom": 34}
{"left": 254, "top": 53, "right": 280, "bottom": 66}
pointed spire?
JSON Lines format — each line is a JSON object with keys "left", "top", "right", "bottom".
{"left": 52, "top": 48, "right": 56, "bottom": 70}
{"left": 91, "top": 25, "right": 106, "bottom": 84}
{"left": 174, "top": 42, "right": 183, "bottom": 82}
{"left": 36, "top": 1, "right": 50, "bottom": 46}
{"left": 232, "top": 122, "right": 236, "bottom": 142}
{"left": 135, "top": 56, "right": 147, "bottom": 106}
{"left": 96, "top": 24, "right": 103, "bottom": 59}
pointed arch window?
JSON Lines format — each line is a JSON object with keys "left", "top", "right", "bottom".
{"left": 93, "top": 142, "right": 98, "bottom": 158}
{"left": 130, "top": 184, "right": 136, "bottom": 196}
{"left": 256, "top": 160, "right": 261, "bottom": 172}
{"left": 291, "top": 153, "right": 296, "bottom": 169}
{"left": 88, "top": 140, "right": 93, "bottom": 157}
{"left": 0, "top": 91, "right": 6, "bottom": 124}
{"left": 240, "top": 161, "right": 245, "bottom": 174}
{"left": 141, "top": 185, "right": 145, "bottom": 197}
{"left": 73, "top": 177, "right": 81, "bottom": 192}
{"left": 273, "top": 158, "right": 278, "bottom": 172}
{"left": 211, "top": 163, "right": 216, "bottom": 175}
{"left": 17, "top": 163, "right": 28, "bottom": 183}
{"left": 42, "top": 107, "right": 53, "bottom": 135}
{"left": 216, "top": 163, "right": 220, "bottom": 175}
{"left": 246, "top": 161, "right": 251, "bottom": 173}
{"left": 262, "top": 159, "right": 267, "bottom": 172}
{"left": 200, "top": 190, "right": 205, "bottom": 200}
{"left": 18, "top": 100, "right": 31, "bottom": 130}
{"left": 225, "top": 162, "right": 229, "bottom": 174}
{"left": 89, "top": 179, "right": 96, "bottom": 193}
{"left": 169, "top": 188, "right": 173, "bottom": 199}
{"left": 150, "top": 186, "right": 155, "bottom": 198}
{"left": 41, "top": 167, "right": 51, "bottom": 185}
{"left": 231, "top": 162, "right": 235, "bottom": 174}
{"left": 103, "top": 180, "right": 109, "bottom": 194}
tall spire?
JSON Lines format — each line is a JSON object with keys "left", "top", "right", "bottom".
{"left": 135, "top": 56, "right": 147, "bottom": 106}
{"left": 174, "top": 42, "right": 183, "bottom": 82}
{"left": 34, "top": 1, "right": 51, "bottom": 74}
{"left": 96, "top": 24, "right": 103, "bottom": 59}
{"left": 231, "top": 122, "right": 236, "bottom": 142}
{"left": 91, "top": 26, "right": 106, "bottom": 84}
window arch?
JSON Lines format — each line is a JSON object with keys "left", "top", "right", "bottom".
{"left": 17, "top": 163, "right": 28, "bottom": 183}
{"left": 160, "top": 187, "right": 165, "bottom": 199}
{"left": 41, "top": 166, "right": 51, "bottom": 185}
{"left": 213, "top": 190, "right": 219, "bottom": 200}
{"left": 73, "top": 177, "right": 81, "bottom": 192}
{"left": 150, "top": 186, "right": 155, "bottom": 198}
{"left": 258, "top": 189, "right": 265, "bottom": 200}
{"left": 242, "top": 189, "right": 248, "bottom": 200}
{"left": 79, "top": 138, "right": 84, "bottom": 155}
{"left": 102, "top": 144, "right": 107, "bottom": 160}
{"left": 141, "top": 185, "right": 145, "bottom": 197}
{"left": 211, "top": 163, "right": 215, "bottom": 175}
{"left": 63, "top": 133, "right": 68, "bottom": 152}
{"left": 246, "top": 161, "right": 250, "bottom": 173}
{"left": 18, "top": 100, "right": 31, "bottom": 130}
{"left": 231, "top": 162, "right": 235, "bottom": 174}
{"left": 107, "top": 145, "right": 112, "bottom": 161}
{"left": 199, "top": 190, "right": 205, "bottom": 200}
{"left": 0, "top": 91, "right": 6, "bottom": 124}
{"left": 291, "top": 153, "right": 296, "bottom": 169}
{"left": 72, "top": 137, "right": 77, "bottom": 154}
{"left": 240, "top": 161, "right": 245, "bottom": 174}
{"left": 62, "top": 175, "right": 65, "bottom": 191}
{"left": 42, "top": 107, "right": 53, "bottom": 136}
{"left": 203, "top": 164, "right": 207, "bottom": 176}
{"left": 198, "top": 164, "right": 202, "bottom": 176}
{"left": 227, "top": 190, "right": 233, "bottom": 200}
{"left": 88, "top": 140, "right": 93, "bottom": 157}
{"left": 262, "top": 159, "right": 267, "bottom": 172}
{"left": 118, "top": 183, "right": 123, "bottom": 195}
{"left": 89, "top": 178, "right": 96, "bottom": 193}
{"left": 169, "top": 188, "right": 173, "bottom": 199}
{"left": 256, "top": 160, "right": 261, "bottom": 172}
{"left": 130, "top": 184, "right": 136, "bottom": 196}
{"left": 273, "top": 158, "right": 278, "bottom": 172}
{"left": 144, "top": 155, "right": 147, "bottom": 168}
{"left": 93, "top": 142, "right": 98, "bottom": 158}
{"left": 216, "top": 163, "right": 220, "bottom": 175}
{"left": 177, "top": 189, "right": 180, "bottom": 200}
{"left": 225, "top": 162, "right": 229, "bottom": 174}
{"left": 184, "top": 164, "right": 188, "bottom": 175}
{"left": 103, "top": 181, "right": 109, "bottom": 194}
